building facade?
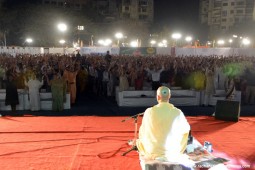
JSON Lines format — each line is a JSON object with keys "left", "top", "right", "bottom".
{"left": 42, "top": 0, "right": 89, "bottom": 9}
{"left": 120, "top": 0, "right": 154, "bottom": 23}
{"left": 41, "top": 0, "right": 154, "bottom": 23}
{"left": 91, "top": 0, "right": 120, "bottom": 22}
{"left": 199, "top": 0, "right": 255, "bottom": 36}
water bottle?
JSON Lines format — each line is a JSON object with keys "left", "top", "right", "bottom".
{"left": 204, "top": 141, "right": 213, "bottom": 153}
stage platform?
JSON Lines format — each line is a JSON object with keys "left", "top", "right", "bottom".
{"left": 0, "top": 116, "right": 254, "bottom": 170}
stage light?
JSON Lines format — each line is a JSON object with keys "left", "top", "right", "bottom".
{"left": 130, "top": 41, "right": 138, "bottom": 47}
{"left": 242, "top": 38, "right": 251, "bottom": 46}
{"left": 150, "top": 40, "right": 156, "bottom": 45}
{"left": 217, "top": 40, "right": 225, "bottom": 45}
{"left": 58, "top": 23, "right": 67, "bottom": 32}
{"left": 59, "top": 39, "right": 66, "bottom": 44}
{"left": 26, "top": 38, "right": 33, "bottom": 43}
{"left": 172, "top": 33, "right": 182, "bottom": 40}
{"left": 185, "top": 36, "right": 192, "bottom": 42}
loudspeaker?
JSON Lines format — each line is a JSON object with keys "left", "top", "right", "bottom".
{"left": 215, "top": 100, "right": 240, "bottom": 122}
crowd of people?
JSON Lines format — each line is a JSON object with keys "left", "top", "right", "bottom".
{"left": 0, "top": 52, "right": 255, "bottom": 113}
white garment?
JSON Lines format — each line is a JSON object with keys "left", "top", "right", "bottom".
{"left": 26, "top": 79, "right": 43, "bottom": 111}
{"left": 103, "top": 71, "right": 109, "bottom": 82}
{"left": 137, "top": 102, "right": 190, "bottom": 160}
{"left": 146, "top": 67, "right": 164, "bottom": 82}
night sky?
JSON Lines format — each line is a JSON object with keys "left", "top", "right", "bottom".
{"left": 154, "top": 0, "right": 202, "bottom": 37}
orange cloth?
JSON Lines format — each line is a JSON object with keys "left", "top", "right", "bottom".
{"left": 63, "top": 70, "right": 78, "bottom": 104}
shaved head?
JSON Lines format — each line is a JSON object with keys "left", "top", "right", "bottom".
{"left": 157, "top": 86, "right": 171, "bottom": 102}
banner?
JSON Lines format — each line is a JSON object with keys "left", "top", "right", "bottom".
{"left": 80, "top": 47, "right": 119, "bottom": 55}
{"left": 120, "top": 47, "right": 156, "bottom": 56}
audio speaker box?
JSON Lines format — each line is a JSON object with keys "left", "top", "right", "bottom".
{"left": 215, "top": 100, "right": 240, "bottom": 122}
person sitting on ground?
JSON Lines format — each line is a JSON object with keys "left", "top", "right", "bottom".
{"left": 136, "top": 86, "right": 190, "bottom": 161}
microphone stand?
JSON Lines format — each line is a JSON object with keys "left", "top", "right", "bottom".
{"left": 121, "top": 113, "right": 143, "bottom": 156}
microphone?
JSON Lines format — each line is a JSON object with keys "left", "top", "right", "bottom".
{"left": 121, "top": 113, "right": 144, "bottom": 122}
{"left": 131, "top": 112, "right": 144, "bottom": 118}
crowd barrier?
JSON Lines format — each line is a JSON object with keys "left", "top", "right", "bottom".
{"left": 116, "top": 87, "right": 201, "bottom": 107}
{"left": 115, "top": 87, "right": 241, "bottom": 107}
{"left": 0, "top": 89, "right": 71, "bottom": 111}
{"left": 115, "top": 87, "right": 156, "bottom": 107}
{"left": 0, "top": 89, "right": 25, "bottom": 110}
{"left": 1, "top": 46, "right": 255, "bottom": 57}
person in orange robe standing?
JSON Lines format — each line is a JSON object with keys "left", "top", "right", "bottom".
{"left": 63, "top": 64, "right": 79, "bottom": 105}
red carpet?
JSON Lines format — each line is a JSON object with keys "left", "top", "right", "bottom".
{"left": 0, "top": 116, "right": 254, "bottom": 170}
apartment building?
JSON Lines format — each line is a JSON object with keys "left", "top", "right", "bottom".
{"left": 92, "top": 0, "right": 120, "bottom": 22}
{"left": 199, "top": 0, "right": 255, "bottom": 34}
{"left": 41, "top": 0, "right": 153, "bottom": 23}
{"left": 120, "top": 0, "right": 154, "bottom": 23}
{"left": 42, "top": 0, "right": 89, "bottom": 9}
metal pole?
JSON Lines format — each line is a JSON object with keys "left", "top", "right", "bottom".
{"left": 4, "top": 31, "right": 6, "bottom": 47}
{"left": 91, "top": 35, "right": 94, "bottom": 46}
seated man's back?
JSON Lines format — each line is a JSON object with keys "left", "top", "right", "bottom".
{"left": 136, "top": 86, "right": 190, "bottom": 160}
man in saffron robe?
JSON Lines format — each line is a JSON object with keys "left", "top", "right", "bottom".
{"left": 76, "top": 66, "right": 88, "bottom": 95}
{"left": 136, "top": 86, "right": 190, "bottom": 161}
{"left": 63, "top": 65, "right": 78, "bottom": 104}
